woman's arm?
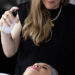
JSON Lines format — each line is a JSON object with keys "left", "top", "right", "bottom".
{"left": 0, "top": 7, "right": 22, "bottom": 57}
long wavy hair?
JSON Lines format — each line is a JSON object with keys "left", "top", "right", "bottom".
{"left": 22, "top": 0, "right": 70, "bottom": 46}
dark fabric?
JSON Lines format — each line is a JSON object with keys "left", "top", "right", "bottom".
{"left": 16, "top": 2, "right": 75, "bottom": 75}
{"left": 18, "top": 2, "right": 30, "bottom": 26}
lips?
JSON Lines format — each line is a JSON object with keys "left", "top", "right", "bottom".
{"left": 31, "top": 65, "right": 39, "bottom": 71}
{"left": 47, "top": 0, "right": 55, "bottom": 2}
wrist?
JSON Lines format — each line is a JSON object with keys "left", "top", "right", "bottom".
{"left": 1, "top": 31, "right": 13, "bottom": 41}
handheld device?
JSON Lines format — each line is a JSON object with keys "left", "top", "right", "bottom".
{"left": 1, "top": 10, "right": 18, "bottom": 34}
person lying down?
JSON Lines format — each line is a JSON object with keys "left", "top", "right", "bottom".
{"left": 23, "top": 62, "right": 59, "bottom": 75}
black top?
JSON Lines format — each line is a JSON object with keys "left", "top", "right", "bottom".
{"left": 16, "top": 2, "right": 75, "bottom": 75}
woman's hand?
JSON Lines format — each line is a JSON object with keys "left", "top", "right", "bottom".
{"left": 0, "top": 7, "right": 22, "bottom": 57}
{"left": 0, "top": 7, "right": 19, "bottom": 33}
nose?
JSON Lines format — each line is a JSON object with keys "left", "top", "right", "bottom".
{"left": 32, "top": 63, "right": 40, "bottom": 71}
{"left": 34, "top": 64, "right": 39, "bottom": 68}
{"left": 34, "top": 63, "right": 39, "bottom": 67}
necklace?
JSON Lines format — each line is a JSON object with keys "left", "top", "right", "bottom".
{"left": 51, "top": 6, "right": 62, "bottom": 21}
{"left": 45, "top": 6, "right": 62, "bottom": 43}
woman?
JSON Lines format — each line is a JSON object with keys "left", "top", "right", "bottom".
{"left": 0, "top": 0, "right": 75, "bottom": 75}
{"left": 23, "top": 62, "right": 58, "bottom": 75}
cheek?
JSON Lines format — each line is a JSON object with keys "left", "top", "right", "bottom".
{"left": 24, "top": 67, "right": 39, "bottom": 75}
{"left": 39, "top": 70, "right": 51, "bottom": 75}
{"left": 56, "top": 0, "right": 61, "bottom": 4}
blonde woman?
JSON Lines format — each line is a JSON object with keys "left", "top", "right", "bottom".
{"left": 0, "top": 0, "right": 75, "bottom": 75}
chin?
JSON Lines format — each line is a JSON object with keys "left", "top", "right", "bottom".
{"left": 44, "top": 3, "right": 55, "bottom": 9}
{"left": 23, "top": 72, "right": 35, "bottom": 75}
{"left": 23, "top": 67, "right": 39, "bottom": 75}
{"left": 23, "top": 72, "right": 38, "bottom": 75}
{"left": 45, "top": 6, "right": 54, "bottom": 10}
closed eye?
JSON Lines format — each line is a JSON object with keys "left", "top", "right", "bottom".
{"left": 42, "top": 66, "right": 47, "bottom": 70}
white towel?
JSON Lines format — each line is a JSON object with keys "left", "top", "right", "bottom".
{"left": 0, "top": 73, "right": 10, "bottom": 75}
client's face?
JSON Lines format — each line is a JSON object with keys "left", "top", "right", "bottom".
{"left": 42, "top": 0, "right": 61, "bottom": 9}
{"left": 23, "top": 63, "right": 52, "bottom": 75}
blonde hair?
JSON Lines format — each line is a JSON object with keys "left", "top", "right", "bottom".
{"left": 22, "top": 0, "right": 70, "bottom": 46}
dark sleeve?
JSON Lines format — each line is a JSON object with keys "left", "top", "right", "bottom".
{"left": 18, "top": 2, "right": 30, "bottom": 26}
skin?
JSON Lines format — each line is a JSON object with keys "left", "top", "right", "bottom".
{"left": 42, "top": 0, "right": 61, "bottom": 9}
{"left": 23, "top": 63, "right": 52, "bottom": 75}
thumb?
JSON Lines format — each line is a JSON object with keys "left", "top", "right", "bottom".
{"left": 9, "top": 6, "right": 19, "bottom": 12}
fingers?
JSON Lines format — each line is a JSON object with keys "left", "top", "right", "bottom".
{"left": 1, "top": 11, "right": 13, "bottom": 26}
{"left": 1, "top": 16, "right": 10, "bottom": 26}
{"left": 0, "top": 6, "right": 19, "bottom": 30}
{"left": 0, "top": 7, "right": 19, "bottom": 26}
{"left": 5, "top": 11, "right": 15, "bottom": 19}
{"left": 5, "top": 11, "right": 15, "bottom": 23}
{"left": 3, "top": 11, "right": 12, "bottom": 26}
